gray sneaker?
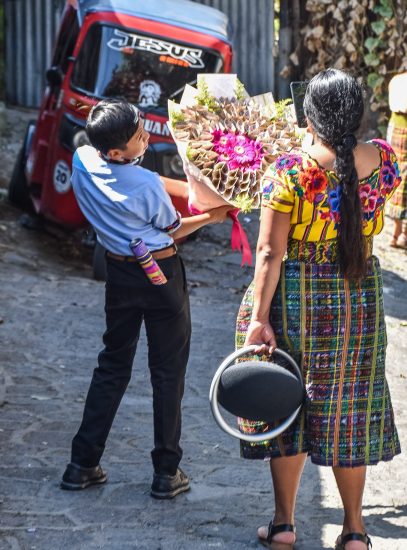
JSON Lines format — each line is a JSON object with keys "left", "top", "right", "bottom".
{"left": 150, "top": 468, "right": 190, "bottom": 499}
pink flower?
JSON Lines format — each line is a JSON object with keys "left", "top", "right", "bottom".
{"left": 211, "top": 130, "right": 264, "bottom": 172}
{"left": 359, "top": 183, "right": 380, "bottom": 212}
{"left": 212, "top": 130, "right": 235, "bottom": 155}
{"left": 359, "top": 183, "right": 380, "bottom": 220}
{"left": 367, "top": 188, "right": 379, "bottom": 212}
{"left": 359, "top": 184, "right": 371, "bottom": 210}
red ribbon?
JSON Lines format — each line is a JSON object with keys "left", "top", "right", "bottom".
{"left": 227, "top": 208, "right": 253, "bottom": 267}
{"left": 189, "top": 203, "right": 253, "bottom": 267}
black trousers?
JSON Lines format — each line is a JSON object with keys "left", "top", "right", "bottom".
{"left": 70, "top": 253, "right": 191, "bottom": 475}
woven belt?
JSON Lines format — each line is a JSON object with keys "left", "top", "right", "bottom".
{"left": 106, "top": 244, "right": 177, "bottom": 262}
{"left": 286, "top": 237, "right": 373, "bottom": 264}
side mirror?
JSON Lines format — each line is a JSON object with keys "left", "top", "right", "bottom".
{"left": 46, "top": 66, "right": 63, "bottom": 88}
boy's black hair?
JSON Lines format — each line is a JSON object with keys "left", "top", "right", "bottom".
{"left": 86, "top": 99, "right": 140, "bottom": 155}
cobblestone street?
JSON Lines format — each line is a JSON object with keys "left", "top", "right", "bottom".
{"left": 0, "top": 107, "right": 406, "bottom": 549}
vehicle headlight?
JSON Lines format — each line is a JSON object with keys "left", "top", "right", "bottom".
{"left": 73, "top": 129, "right": 90, "bottom": 149}
{"left": 163, "top": 153, "right": 185, "bottom": 178}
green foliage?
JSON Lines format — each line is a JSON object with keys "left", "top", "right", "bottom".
{"left": 235, "top": 79, "right": 246, "bottom": 101}
{"left": 169, "top": 109, "right": 186, "bottom": 125}
{"left": 371, "top": 20, "right": 386, "bottom": 35}
{"left": 364, "top": 53, "right": 380, "bottom": 67}
{"left": 196, "top": 80, "right": 220, "bottom": 113}
{"left": 273, "top": 98, "right": 293, "bottom": 120}
{"left": 232, "top": 192, "right": 254, "bottom": 213}
{"left": 297, "top": 0, "right": 406, "bottom": 135}
{"left": 364, "top": 37, "right": 381, "bottom": 52}
{"left": 367, "top": 73, "right": 385, "bottom": 90}
{"left": 372, "top": 3, "right": 393, "bottom": 18}
{"left": 186, "top": 146, "right": 197, "bottom": 162}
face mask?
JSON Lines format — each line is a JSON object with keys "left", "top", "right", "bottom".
{"left": 100, "top": 153, "right": 144, "bottom": 166}
{"left": 127, "top": 155, "right": 144, "bottom": 166}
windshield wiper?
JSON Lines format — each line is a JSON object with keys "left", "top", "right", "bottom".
{"left": 169, "top": 79, "right": 198, "bottom": 100}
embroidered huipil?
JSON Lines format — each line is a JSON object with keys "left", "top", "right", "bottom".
{"left": 261, "top": 139, "right": 400, "bottom": 241}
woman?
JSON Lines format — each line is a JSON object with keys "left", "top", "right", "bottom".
{"left": 236, "top": 69, "right": 401, "bottom": 549}
{"left": 387, "top": 71, "right": 407, "bottom": 249}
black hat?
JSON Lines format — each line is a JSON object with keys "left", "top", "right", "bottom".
{"left": 209, "top": 346, "right": 304, "bottom": 441}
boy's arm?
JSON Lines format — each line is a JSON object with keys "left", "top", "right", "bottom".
{"left": 171, "top": 206, "right": 232, "bottom": 240}
{"left": 160, "top": 176, "right": 189, "bottom": 200}
{"left": 148, "top": 174, "right": 232, "bottom": 239}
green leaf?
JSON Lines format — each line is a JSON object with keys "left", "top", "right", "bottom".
{"left": 367, "top": 73, "right": 385, "bottom": 89}
{"left": 373, "top": 5, "right": 393, "bottom": 17}
{"left": 364, "top": 37, "right": 380, "bottom": 52}
{"left": 371, "top": 20, "right": 386, "bottom": 34}
{"left": 364, "top": 53, "right": 380, "bottom": 67}
{"left": 378, "top": 124, "right": 388, "bottom": 138}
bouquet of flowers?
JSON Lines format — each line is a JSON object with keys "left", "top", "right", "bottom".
{"left": 168, "top": 74, "right": 303, "bottom": 264}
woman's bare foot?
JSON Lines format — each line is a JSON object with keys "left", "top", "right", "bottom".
{"left": 335, "top": 532, "right": 371, "bottom": 550}
{"left": 258, "top": 524, "right": 296, "bottom": 548}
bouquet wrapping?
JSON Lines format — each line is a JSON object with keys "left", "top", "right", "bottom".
{"left": 168, "top": 74, "right": 303, "bottom": 265}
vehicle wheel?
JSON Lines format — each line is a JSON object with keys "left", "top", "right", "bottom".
{"left": 92, "top": 241, "right": 107, "bottom": 281}
{"left": 8, "top": 146, "right": 31, "bottom": 209}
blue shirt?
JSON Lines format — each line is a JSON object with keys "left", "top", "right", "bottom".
{"left": 71, "top": 146, "right": 181, "bottom": 255}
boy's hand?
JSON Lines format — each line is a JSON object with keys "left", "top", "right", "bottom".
{"left": 207, "top": 205, "right": 234, "bottom": 224}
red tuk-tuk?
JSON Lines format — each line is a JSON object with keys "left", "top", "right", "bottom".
{"left": 9, "top": 0, "right": 232, "bottom": 273}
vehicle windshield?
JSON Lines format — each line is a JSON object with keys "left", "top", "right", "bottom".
{"left": 71, "top": 24, "right": 224, "bottom": 111}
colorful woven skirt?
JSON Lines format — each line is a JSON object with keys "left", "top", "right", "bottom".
{"left": 387, "top": 112, "right": 407, "bottom": 220}
{"left": 235, "top": 249, "right": 401, "bottom": 467}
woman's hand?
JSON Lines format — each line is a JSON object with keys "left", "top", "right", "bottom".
{"left": 244, "top": 320, "right": 277, "bottom": 356}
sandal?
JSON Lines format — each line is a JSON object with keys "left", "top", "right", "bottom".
{"left": 335, "top": 532, "right": 372, "bottom": 549}
{"left": 258, "top": 522, "right": 296, "bottom": 548}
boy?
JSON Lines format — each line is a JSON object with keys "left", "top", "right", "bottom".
{"left": 61, "top": 99, "right": 230, "bottom": 498}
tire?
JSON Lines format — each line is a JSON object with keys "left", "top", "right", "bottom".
{"left": 8, "top": 146, "right": 31, "bottom": 209}
{"left": 92, "top": 241, "right": 107, "bottom": 281}
{"left": 8, "top": 121, "right": 36, "bottom": 210}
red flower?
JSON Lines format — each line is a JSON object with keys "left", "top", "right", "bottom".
{"left": 298, "top": 166, "right": 329, "bottom": 203}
